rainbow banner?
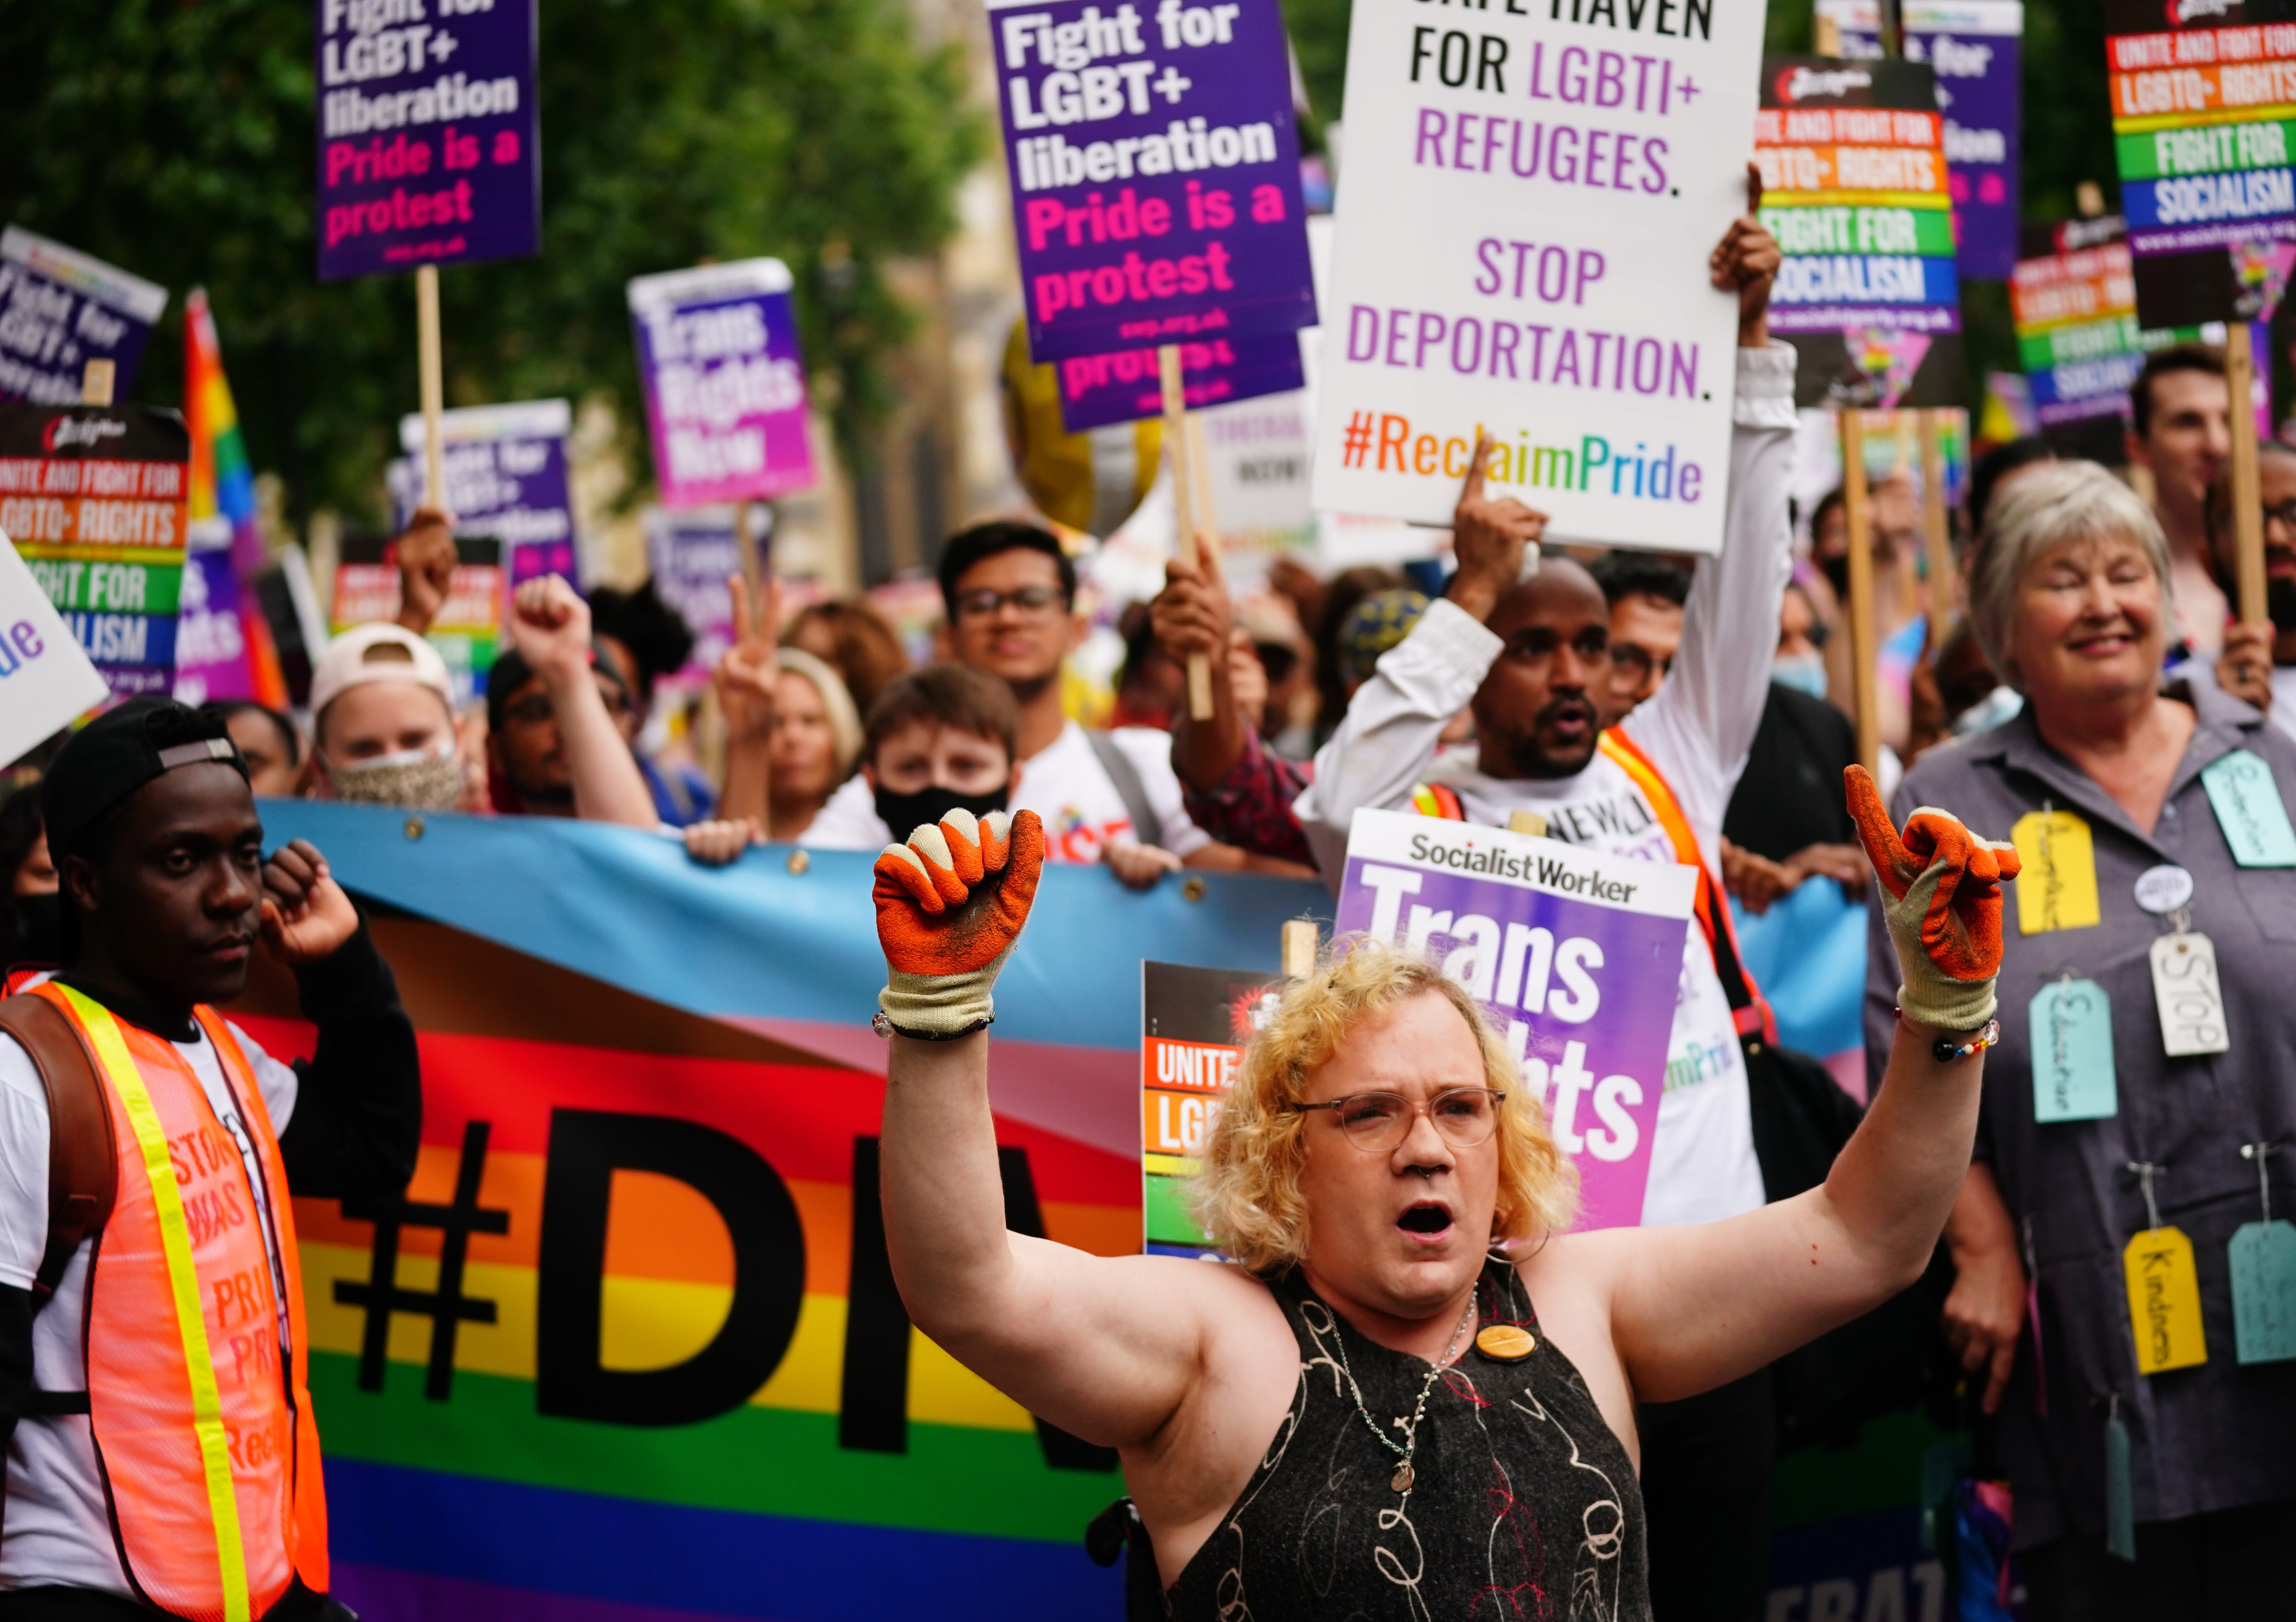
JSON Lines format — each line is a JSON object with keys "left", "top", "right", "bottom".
{"left": 179, "top": 289, "right": 287, "bottom": 707}
{"left": 243, "top": 802, "right": 1328, "bottom": 1620}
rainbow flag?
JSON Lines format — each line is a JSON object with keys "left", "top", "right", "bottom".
{"left": 243, "top": 804, "right": 1328, "bottom": 1619}
{"left": 179, "top": 288, "right": 287, "bottom": 707}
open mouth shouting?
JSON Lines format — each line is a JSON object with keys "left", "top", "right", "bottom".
{"left": 1397, "top": 1199, "right": 1455, "bottom": 1241}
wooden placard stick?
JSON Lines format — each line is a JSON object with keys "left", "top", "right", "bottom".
{"left": 2227, "top": 323, "right": 2268, "bottom": 626}
{"left": 1160, "top": 343, "right": 1215, "bottom": 720}
{"left": 1916, "top": 408, "right": 1956, "bottom": 641}
{"left": 1281, "top": 919, "right": 1318, "bottom": 980}
{"left": 1842, "top": 409, "right": 1882, "bottom": 774}
{"left": 80, "top": 360, "right": 116, "bottom": 407}
{"left": 416, "top": 264, "right": 446, "bottom": 509}
{"left": 732, "top": 501, "right": 763, "bottom": 597}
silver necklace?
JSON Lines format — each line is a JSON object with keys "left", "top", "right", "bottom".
{"left": 1330, "top": 1288, "right": 1477, "bottom": 1495}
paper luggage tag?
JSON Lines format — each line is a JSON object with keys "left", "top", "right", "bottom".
{"left": 2149, "top": 933, "right": 2230, "bottom": 1057}
{"left": 2012, "top": 811, "right": 2100, "bottom": 934}
{"left": 2030, "top": 979, "right": 2117, "bottom": 1122}
{"left": 2231, "top": 1220, "right": 2296, "bottom": 1365}
{"left": 2124, "top": 1226, "right": 2208, "bottom": 1374}
{"left": 2202, "top": 750, "right": 2296, "bottom": 868}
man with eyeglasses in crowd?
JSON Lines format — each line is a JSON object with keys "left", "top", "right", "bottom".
{"left": 914, "top": 520, "right": 1285, "bottom": 883}
{"left": 1590, "top": 551, "right": 1693, "bottom": 725}
{"left": 1290, "top": 196, "right": 1798, "bottom": 1622}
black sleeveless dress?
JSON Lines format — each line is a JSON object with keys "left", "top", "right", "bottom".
{"left": 1164, "top": 1259, "right": 1651, "bottom": 1621}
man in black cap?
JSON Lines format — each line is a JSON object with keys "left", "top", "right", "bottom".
{"left": 0, "top": 696, "right": 420, "bottom": 1619}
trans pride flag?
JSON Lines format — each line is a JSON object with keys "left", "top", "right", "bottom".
{"left": 176, "top": 289, "right": 286, "bottom": 706}
{"left": 242, "top": 804, "right": 1328, "bottom": 1620}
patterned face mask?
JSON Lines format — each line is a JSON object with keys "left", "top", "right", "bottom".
{"left": 322, "top": 745, "right": 465, "bottom": 811}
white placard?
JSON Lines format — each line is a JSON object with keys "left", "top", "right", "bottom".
{"left": 1310, "top": 0, "right": 1764, "bottom": 551}
{"left": 0, "top": 531, "right": 110, "bottom": 768}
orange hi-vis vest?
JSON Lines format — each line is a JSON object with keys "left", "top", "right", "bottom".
{"left": 1410, "top": 728, "right": 1778, "bottom": 1043}
{"left": 29, "top": 981, "right": 328, "bottom": 1622}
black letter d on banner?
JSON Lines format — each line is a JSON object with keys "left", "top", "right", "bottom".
{"left": 537, "top": 1108, "right": 806, "bottom": 1426}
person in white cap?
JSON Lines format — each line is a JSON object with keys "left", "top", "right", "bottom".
{"left": 303, "top": 620, "right": 473, "bottom": 810}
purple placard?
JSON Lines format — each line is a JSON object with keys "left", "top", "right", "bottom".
{"left": 994, "top": 0, "right": 1316, "bottom": 361}
{"left": 1332, "top": 809, "right": 1695, "bottom": 1233}
{"left": 315, "top": 0, "right": 540, "bottom": 281}
{"left": 171, "top": 544, "right": 255, "bottom": 705}
{"left": 1826, "top": 0, "right": 2023, "bottom": 282}
{"left": 627, "top": 260, "right": 817, "bottom": 508}
{"left": 0, "top": 228, "right": 170, "bottom": 407}
{"left": 1056, "top": 329, "right": 1302, "bottom": 431}
{"left": 386, "top": 398, "right": 576, "bottom": 592}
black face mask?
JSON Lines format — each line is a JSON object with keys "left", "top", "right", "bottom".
{"left": 6, "top": 891, "right": 62, "bottom": 972}
{"left": 1818, "top": 553, "right": 1851, "bottom": 602}
{"left": 873, "top": 782, "right": 1011, "bottom": 840}
{"left": 2270, "top": 575, "right": 2296, "bottom": 636}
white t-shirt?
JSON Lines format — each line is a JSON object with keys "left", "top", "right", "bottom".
{"left": 1294, "top": 344, "right": 1798, "bottom": 1227}
{"left": 0, "top": 993, "right": 300, "bottom": 1597}
{"left": 803, "top": 720, "right": 1212, "bottom": 862}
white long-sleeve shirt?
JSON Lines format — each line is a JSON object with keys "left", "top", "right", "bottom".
{"left": 1296, "top": 344, "right": 1798, "bottom": 1226}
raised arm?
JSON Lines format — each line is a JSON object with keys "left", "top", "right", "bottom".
{"left": 1627, "top": 185, "right": 1795, "bottom": 814}
{"left": 1541, "top": 766, "right": 2016, "bottom": 1401}
{"left": 1154, "top": 534, "right": 1248, "bottom": 794}
{"left": 713, "top": 574, "right": 782, "bottom": 827}
{"left": 873, "top": 810, "right": 1217, "bottom": 1447}
{"left": 505, "top": 576, "right": 659, "bottom": 829}
{"left": 1292, "top": 446, "right": 1544, "bottom": 877}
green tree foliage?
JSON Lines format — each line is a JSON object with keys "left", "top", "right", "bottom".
{"left": 0, "top": 0, "right": 983, "bottom": 523}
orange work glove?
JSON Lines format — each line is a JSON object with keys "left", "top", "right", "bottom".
{"left": 871, "top": 808, "right": 1046, "bottom": 1037}
{"left": 1844, "top": 766, "right": 2021, "bottom": 1031}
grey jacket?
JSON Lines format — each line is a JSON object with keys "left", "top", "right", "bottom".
{"left": 1864, "top": 679, "right": 2296, "bottom": 1550}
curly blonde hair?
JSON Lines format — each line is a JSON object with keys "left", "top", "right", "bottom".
{"left": 1191, "top": 940, "right": 1578, "bottom": 1275}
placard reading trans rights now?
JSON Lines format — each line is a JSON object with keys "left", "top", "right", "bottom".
{"left": 1334, "top": 808, "right": 1695, "bottom": 1230}
{"left": 1309, "top": 0, "right": 1761, "bottom": 547}
{"left": 991, "top": 0, "right": 1317, "bottom": 361}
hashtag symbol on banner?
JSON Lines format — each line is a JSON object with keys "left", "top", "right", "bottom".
{"left": 1342, "top": 412, "right": 1375, "bottom": 468}
{"left": 336, "top": 1119, "right": 511, "bottom": 1402}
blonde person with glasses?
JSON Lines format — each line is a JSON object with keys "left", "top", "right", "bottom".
{"left": 865, "top": 768, "right": 2014, "bottom": 1619}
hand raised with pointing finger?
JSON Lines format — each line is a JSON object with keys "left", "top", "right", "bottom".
{"left": 1448, "top": 433, "right": 1547, "bottom": 624}
{"left": 873, "top": 809, "right": 1047, "bottom": 1037}
{"left": 1844, "top": 765, "right": 2020, "bottom": 1031}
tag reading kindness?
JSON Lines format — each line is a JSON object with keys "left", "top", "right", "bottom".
{"left": 2012, "top": 810, "right": 2100, "bottom": 934}
{"left": 2124, "top": 1225, "right": 2208, "bottom": 1376}
{"left": 2202, "top": 750, "right": 2296, "bottom": 868}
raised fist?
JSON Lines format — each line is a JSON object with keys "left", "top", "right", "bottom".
{"left": 872, "top": 809, "right": 1046, "bottom": 1035}
{"left": 1845, "top": 766, "right": 2020, "bottom": 1030}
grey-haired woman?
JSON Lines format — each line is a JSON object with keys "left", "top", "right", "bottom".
{"left": 1865, "top": 460, "right": 2296, "bottom": 1617}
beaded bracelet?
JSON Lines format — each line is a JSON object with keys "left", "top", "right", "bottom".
{"left": 1895, "top": 1009, "right": 2001, "bottom": 1065}
{"left": 872, "top": 1010, "right": 994, "bottom": 1041}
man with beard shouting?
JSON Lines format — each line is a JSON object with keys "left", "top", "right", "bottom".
{"left": 1292, "top": 194, "right": 1796, "bottom": 1622}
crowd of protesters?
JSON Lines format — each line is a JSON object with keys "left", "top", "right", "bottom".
{"left": 4, "top": 218, "right": 2296, "bottom": 1618}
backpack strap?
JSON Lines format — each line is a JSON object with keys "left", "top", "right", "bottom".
{"left": 1084, "top": 729, "right": 1167, "bottom": 851}
{"left": 1596, "top": 729, "right": 1777, "bottom": 1044}
{"left": 0, "top": 989, "right": 119, "bottom": 1310}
